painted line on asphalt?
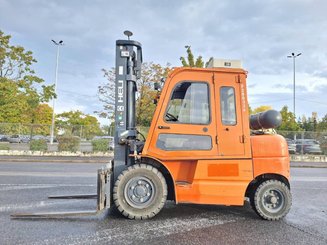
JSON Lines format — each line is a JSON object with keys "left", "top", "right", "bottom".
{"left": 33, "top": 212, "right": 242, "bottom": 245}
{"left": 0, "top": 184, "right": 95, "bottom": 191}
{"left": 291, "top": 177, "right": 327, "bottom": 182}
{"left": 0, "top": 199, "right": 86, "bottom": 212}
{"left": 292, "top": 187, "right": 327, "bottom": 190}
{"left": 0, "top": 171, "right": 95, "bottom": 178}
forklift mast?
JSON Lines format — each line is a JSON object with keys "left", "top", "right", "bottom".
{"left": 114, "top": 39, "right": 143, "bottom": 174}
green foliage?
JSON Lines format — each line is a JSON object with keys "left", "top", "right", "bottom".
{"left": 0, "top": 78, "right": 29, "bottom": 123}
{"left": 252, "top": 105, "right": 273, "bottom": 114}
{"left": 92, "top": 139, "right": 109, "bottom": 152}
{"left": 101, "top": 125, "right": 114, "bottom": 136}
{"left": 317, "top": 114, "right": 327, "bottom": 132}
{"left": 136, "top": 82, "right": 157, "bottom": 126}
{"left": 136, "top": 63, "right": 172, "bottom": 126}
{"left": 248, "top": 105, "right": 253, "bottom": 115}
{"left": 57, "top": 111, "right": 102, "bottom": 139}
{"left": 137, "top": 126, "right": 150, "bottom": 139}
{"left": 299, "top": 116, "right": 317, "bottom": 131}
{"left": 31, "top": 104, "right": 53, "bottom": 135}
{"left": 57, "top": 136, "right": 80, "bottom": 152}
{"left": 0, "top": 30, "right": 55, "bottom": 124}
{"left": 180, "top": 46, "right": 204, "bottom": 68}
{"left": 0, "top": 143, "right": 10, "bottom": 150}
{"left": 30, "top": 139, "right": 48, "bottom": 152}
{"left": 277, "top": 106, "right": 302, "bottom": 131}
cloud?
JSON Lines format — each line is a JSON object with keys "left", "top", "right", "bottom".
{"left": 249, "top": 86, "right": 327, "bottom": 119}
{"left": 1, "top": 0, "right": 327, "bottom": 124}
{"left": 248, "top": 83, "right": 257, "bottom": 89}
{"left": 313, "top": 69, "right": 327, "bottom": 79}
{"left": 273, "top": 83, "right": 309, "bottom": 92}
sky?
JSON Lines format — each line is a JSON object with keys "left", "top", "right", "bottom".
{"left": 1, "top": 0, "right": 327, "bottom": 125}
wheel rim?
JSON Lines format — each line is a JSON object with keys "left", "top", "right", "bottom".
{"left": 261, "top": 188, "right": 285, "bottom": 213}
{"left": 124, "top": 176, "right": 156, "bottom": 209}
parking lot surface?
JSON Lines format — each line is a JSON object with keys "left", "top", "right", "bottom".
{"left": 0, "top": 161, "right": 326, "bottom": 245}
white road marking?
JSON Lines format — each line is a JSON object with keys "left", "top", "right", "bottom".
{"left": 291, "top": 177, "right": 327, "bottom": 182}
{"left": 0, "top": 199, "right": 84, "bottom": 212}
{"left": 0, "top": 171, "right": 95, "bottom": 177}
{"left": 34, "top": 212, "right": 242, "bottom": 245}
{"left": 292, "top": 187, "right": 326, "bottom": 190}
{"left": 0, "top": 184, "right": 95, "bottom": 191}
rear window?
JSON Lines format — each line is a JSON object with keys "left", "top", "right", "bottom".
{"left": 220, "top": 87, "right": 237, "bottom": 125}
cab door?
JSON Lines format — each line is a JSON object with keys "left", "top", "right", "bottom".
{"left": 147, "top": 71, "right": 218, "bottom": 160}
{"left": 215, "top": 73, "right": 246, "bottom": 157}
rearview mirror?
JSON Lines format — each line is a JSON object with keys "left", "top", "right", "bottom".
{"left": 154, "top": 82, "right": 161, "bottom": 91}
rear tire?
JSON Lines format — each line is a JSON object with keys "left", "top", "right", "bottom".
{"left": 252, "top": 179, "right": 292, "bottom": 220}
{"left": 113, "top": 164, "right": 167, "bottom": 219}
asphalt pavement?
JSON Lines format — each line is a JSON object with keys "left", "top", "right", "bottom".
{"left": 0, "top": 162, "right": 326, "bottom": 245}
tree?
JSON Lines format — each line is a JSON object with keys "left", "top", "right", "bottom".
{"left": 251, "top": 105, "right": 273, "bottom": 114}
{"left": 317, "top": 114, "right": 327, "bottom": 132}
{"left": 31, "top": 104, "right": 53, "bottom": 135}
{"left": 34, "top": 104, "right": 53, "bottom": 125}
{"left": 0, "top": 30, "right": 55, "bottom": 124}
{"left": 0, "top": 78, "right": 30, "bottom": 123}
{"left": 277, "top": 106, "right": 301, "bottom": 131}
{"left": 97, "top": 62, "right": 172, "bottom": 127}
{"left": 56, "top": 110, "right": 102, "bottom": 139}
{"left": 180, "top": 46, "right": 204, "bottom": 68}
{"left": 299, "top": 115, "right": 318, "bottom": 132}
{"left": 96, "top": 68, "right": 115, "bottom": 119}
{"left": 248, "top": 105, "right": 253, "bottom": 115}
{"left": 136, "top": 62, "right": 171, "bottom": 126}
{"left": 101, "top": 125, "right": 113, "bottom": 136}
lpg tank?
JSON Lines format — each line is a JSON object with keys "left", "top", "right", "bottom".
{"left": 250, "top": 110, "right": 282, "bottom": 130}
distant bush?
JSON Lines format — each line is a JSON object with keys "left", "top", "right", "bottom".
{"left": 92, "top": 139, "right": 109, "bottom": 152}
{"left": 58, "top": 136, "right": 80, "bottom": 152}
{"left": 30, "top": 139, "right": 48, "bottom": 152}
{"left": 0, "top": 143, "right": 10, "bottom": 150}
{"left": 321, "top": 143, "right": 327, "bottom": 155}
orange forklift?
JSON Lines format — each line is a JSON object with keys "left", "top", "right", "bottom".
{"left": 12, "top": 31, "right": 291, "bottom": 221}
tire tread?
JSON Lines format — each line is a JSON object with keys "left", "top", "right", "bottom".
{"left": 252, "top": 179, "right": 292, "bottom": 221}
{"left": 113, "top": 164, "right": 167, "bottom": 220}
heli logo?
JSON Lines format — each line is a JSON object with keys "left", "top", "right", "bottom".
{"left": 117, "top": 80, "right": 124, "bottom": 104}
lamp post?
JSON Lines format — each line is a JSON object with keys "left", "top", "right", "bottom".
{"left": 50, "top": 40, "right": 63, "bottom": 144}
{"left": 287, "top": 52, "right": 301, "bottom": 118}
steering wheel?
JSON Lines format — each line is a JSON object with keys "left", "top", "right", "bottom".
{"left": 165, "top": 113, "right": 178, "bottom": 121}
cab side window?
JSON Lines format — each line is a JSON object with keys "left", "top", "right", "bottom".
{"left": 220, "top": 87, "right": 237, "bottom": 125}
{"left": 165, "top": 82, "right": 210, "bottom": 124}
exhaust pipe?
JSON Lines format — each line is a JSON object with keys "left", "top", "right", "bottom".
{"left": 250, "top": 110, "right": 282, "bottom": 130}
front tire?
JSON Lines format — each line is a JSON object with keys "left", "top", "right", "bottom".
{"left": 252, "top": 179, "right": 292, "bottom": 220}
{"left": 113, "top": 164, "right": 167, "bottom": 219}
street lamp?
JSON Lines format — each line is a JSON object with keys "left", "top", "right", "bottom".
{"left": 287, "top": 52, "right": 301, "bottom": 118}
{"left": 50, "top": 39, "right": 64, "bottom": 144}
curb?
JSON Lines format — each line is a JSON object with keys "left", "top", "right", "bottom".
{"left": 0, "top": 159, "right": 110, "bottom": 163}
{"left": 0, "top": 156, "right": 326, "bottom": 168}
{"left": 0, "top": 156, "right": 112, "bottom": 163}
{"left": 290, "top": 163, "right": 327, "bottom": 168}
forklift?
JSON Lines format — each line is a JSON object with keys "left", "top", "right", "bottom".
{"left": 12, "top": 31, "right": 292, "bottom": 221}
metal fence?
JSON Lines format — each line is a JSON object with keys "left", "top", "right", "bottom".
{"left": 277, "top": 130, "right": 327, "bottom": 153}
{"left": 0, "top": 122, "right": 115, "bottom": 141}
{"left": 0, "top": 122, "right": 326, "bottom": 157}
